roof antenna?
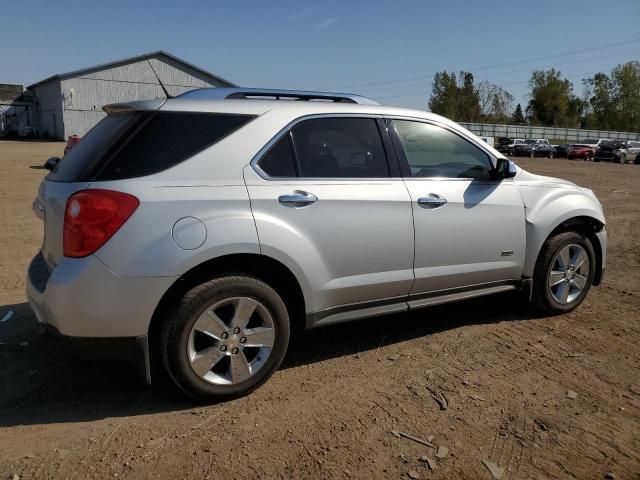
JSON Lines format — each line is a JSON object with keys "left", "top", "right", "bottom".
{"left": 146, "top": 57, "right": 172, "bottom": 99}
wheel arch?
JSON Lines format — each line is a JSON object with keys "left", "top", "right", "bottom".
{"left": 148, "top": 253, "right": 307, "bottom": 370}
{"left": 527, "top": 215, "right": 605, "bottom": 287}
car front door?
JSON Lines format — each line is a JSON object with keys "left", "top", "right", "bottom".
{"left": 388, "top": 118, "right": 526, "bottom": 305}
{"left": 245, "top": 116, "right": 415, "bottom": 324}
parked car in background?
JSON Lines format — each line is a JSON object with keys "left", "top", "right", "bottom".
{"left": 568, "top": 145, "right": 594, "bottom": 161}
{"left": 555, "top": 144, "right": 573, "bottom": 158}
{"left": 26, "top": 87, "right": 607, "bottom": 400}
{"left": 624, "top": 141, "right": 640, "bottom": 163}
{"left": 494, "top": 137, "right": 512, "bottom": 154}
{"left": 512, "top": 139, "right": 537, "bottom": 156}
{"left": 530, "top": 143, "right": 556, "bottom": 158}
{"left": 512, "top": 139, "right": 551, "bottom": 157}
{"left": 594, "top": 141, "right": 630, "bottom": 163}
{"left": 64, "top": 135, "right": 82, "bottom": 155}
{"left": 506, "top": 138, "right": 526, "bottom": 155}
{"left": 579, "top": 138, "right": 610, "bottom": 151}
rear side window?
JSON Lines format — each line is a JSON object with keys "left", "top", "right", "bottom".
{"left": 48, "top": 113, "right": 146, "bottom": 182}
{"left": 292, "top": 118, "right": 389, "bottom": 178}
{"left": 48, "top": 112, "right": 254, "bottom": 182}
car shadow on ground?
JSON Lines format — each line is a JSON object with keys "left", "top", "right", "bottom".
{"left": 0, "top": 293, "right": 547, "bottom": 428}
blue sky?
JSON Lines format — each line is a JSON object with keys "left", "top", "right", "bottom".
{"left": 2, "top": 0, "right": 639, "bottom": 110}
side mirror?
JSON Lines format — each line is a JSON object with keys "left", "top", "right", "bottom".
{"left": 495, "top": 158, "right": 517, "bottom": 179}
{"left": 44, "top": 157, "right": 60, "bottom": 171}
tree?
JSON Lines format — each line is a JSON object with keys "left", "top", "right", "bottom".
{"left": 458, "top": 72, "right": 481, "bottom": 122}
{"left": 511, "top": 103, "right": 525, "bottom": 124}
{"left": 428, "top": 71, "right": 459, "bottom": 120}
{"left": 428, "top": 71, "right": 481, "bottom": 122}
{"left": 477, "top": 80, "right": 514, "bottom": 123}
{"left": 611, "top": 61, "right": 640, "bottom": 132}
{"left": 526, "top": 69, "right": 579, "bottom": 127}
{"left": 584, "top": 61, "right": 640, "bottom": 131}
{"left": 585, "top": 72, "right": 615, "bottom": 129}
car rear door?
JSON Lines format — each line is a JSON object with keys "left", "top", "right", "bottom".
{"left": 387, "top": 118, "right": 526, "bottom": 304}
{"left": 245, "top": 116, "right": 415, "bottom": 322}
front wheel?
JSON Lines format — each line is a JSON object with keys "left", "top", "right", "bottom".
{"left": 531, "top": 231, "right": 595, "bottom": 314}
{"left": 160, "top": 275, "right": 290, "bottom": 401}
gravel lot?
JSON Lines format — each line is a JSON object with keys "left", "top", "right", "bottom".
{"left": 1, "top": 141, "right": 639, "bottom": 480}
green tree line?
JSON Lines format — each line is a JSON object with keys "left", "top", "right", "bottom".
{"left": 428, "top": 61, "right": 640, "bottom": 132}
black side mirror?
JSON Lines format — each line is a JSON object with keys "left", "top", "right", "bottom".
{"left": 44, "top": 157, "right": 60, "bottom": 171}
{"left": 495, "top": 158, "right": 517, "bottom": 180}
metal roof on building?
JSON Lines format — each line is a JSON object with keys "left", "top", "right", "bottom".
{"left": 28, "top": 50, "right": 236, "bottom": 89}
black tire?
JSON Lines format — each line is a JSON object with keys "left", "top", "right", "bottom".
{"left": 531, "top": 231, "right": 596, "bottom": 314}
{"left": 160, "top": 275, "right": 290, "bottom": 401}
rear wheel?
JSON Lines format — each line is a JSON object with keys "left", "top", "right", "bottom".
{"left": 532, "top": 232, "right": 595, "bottom": 314}
{"left": 160, "top": 275, "right": 290, "bottom": 400}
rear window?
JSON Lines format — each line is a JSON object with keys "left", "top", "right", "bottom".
{"left": 48, "top": 111, "right": 254, "bottom": 182}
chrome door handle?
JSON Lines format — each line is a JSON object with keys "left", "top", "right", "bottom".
{"left": 278, "top": 191, "right": 318, "bottom": 206}
{"left": 417, "top": 194, "right": 447, "bottom": 208}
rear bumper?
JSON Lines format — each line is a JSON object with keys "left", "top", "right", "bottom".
{"left": 26, "top": 251, "right": 177, "bottom": 383}
{"left": 26, "top": 251, "right": 176, "bottom": 337}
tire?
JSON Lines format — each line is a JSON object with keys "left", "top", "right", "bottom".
{"left": 160, "top": 275, "right": 290, "bottom": 401}
{"left": 531, "top": 231, "right": 596, "bottom": 314}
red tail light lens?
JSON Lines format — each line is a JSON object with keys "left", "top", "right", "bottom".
{"left": 63, "top": 189, "right": 139, "bottom": 258}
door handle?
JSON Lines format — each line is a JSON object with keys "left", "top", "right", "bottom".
{"left": 278, "top": 191, "right": 318, "bottom": 207}
{"left": 417, "top": 194, "right": 447, "bottom": 208}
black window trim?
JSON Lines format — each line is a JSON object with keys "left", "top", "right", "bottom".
{"left": 385, "top": 116, "right": 503, "bottom": 182}
{"left": 252, "top": 113, "right": 402, "bottom": 181}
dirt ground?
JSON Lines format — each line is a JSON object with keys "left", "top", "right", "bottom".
{"left": 1, "top": 140, "right": 639, "bottom": 480}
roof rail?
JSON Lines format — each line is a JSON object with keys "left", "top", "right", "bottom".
{"left": 177, "top": 87, "right": 379, "bottom": 105}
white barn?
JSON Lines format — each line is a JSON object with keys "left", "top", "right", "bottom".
{"left": 27, "top": 51, "right": 235, "bottom": 139}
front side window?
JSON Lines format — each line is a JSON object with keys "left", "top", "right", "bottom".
{"left": 291, "top": 118, "right": 389, "bottom": 178}
{"left": 391, "top": 120, "right": 493, "bottom": 180}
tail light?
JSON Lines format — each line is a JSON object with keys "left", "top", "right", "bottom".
{"left": 64, "top": 189, "right": 139, "bottom": 258}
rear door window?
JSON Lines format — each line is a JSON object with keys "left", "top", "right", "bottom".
{"left": 291, "top": 118, "right": 389, "bottom": 178}
{"left": 47, "top": 112, "right": 255, "bottom": 182}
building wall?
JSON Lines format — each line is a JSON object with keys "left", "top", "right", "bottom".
{"left": 31, "top": 80, "right": 63, "bottom": 139}
{"left": 59, "top": 56, "right": 228, "bottom": 137}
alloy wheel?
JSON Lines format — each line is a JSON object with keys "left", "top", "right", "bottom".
{"left": 547, "top": 244, "right": 590, "bottom": 304}
{"left": 187, "top": 296, "right": 275, "bottom": 385}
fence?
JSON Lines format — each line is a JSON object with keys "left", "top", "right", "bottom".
{"left": 458, "top": 123, "right": 640, "bottom": 142}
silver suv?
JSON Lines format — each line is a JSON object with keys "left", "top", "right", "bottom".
{"left": 27, "top": 88, "right": 607, "bottom": 400}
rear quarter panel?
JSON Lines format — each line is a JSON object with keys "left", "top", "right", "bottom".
{"left": 93, "top": 179, "right": 259, "bottom": 277}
